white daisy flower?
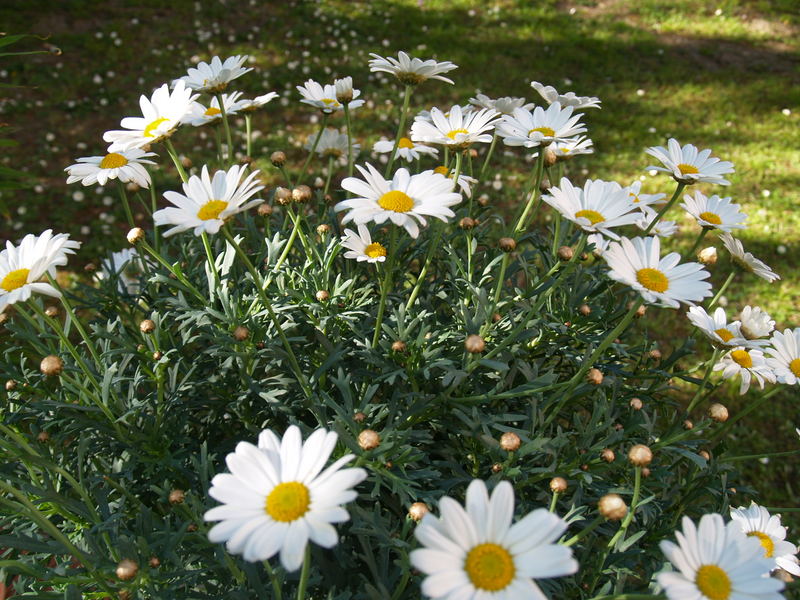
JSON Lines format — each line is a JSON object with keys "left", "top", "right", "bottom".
{"left": 204, "top": 425, "right": 367, "bottom": 571}
{"left": 548, "top": 135, "right": 594, "bottom": 158}
{"left": 658, "top": 514, "right": 783, "bottom": 600}
{"left": 153, "top": 164, "right": 264, "bottom": 237}
{"left": 415, "top": 105, "right": 475, "bottom": 123}
{"left": 543, "top": 178, "right": 640, "bottom": 240}
{"left": 731, "top": 503, "right": 800, "bottom": 575}
{"left": 104, "top": 81, "right": 197, "bottom": 152}
{"left": 410, "top": 479, "right": 578, "bottom": 600}
{"left": 719, "top": 232, "right": 780, "bottom": 282}
{"left": 432, "top": 166, "right": 477, "bottom": 198}
{"left": 340, "top": 225, "right": 387, "bottom": 263}
{"left": 373, "top": 137, "right": 439, "bottom": 162}
{"left": 65, "top": 148, "right": 156, "bottom": 188}
{"left": 713, "top": 347, "right": 775, "bottom": 394}
{"left": 645, "top": 138, "right": 735, "bottom": 185}
{"left": 469, "top": 93, "right": 534, "bottom": 115}
{"left": 766, "top": 328, "right": 800, "bottom": 385}
{"left": 410, "top": 105, "right": 499, "bottom": 149}
{"left": 306, "top": 128, "right": 359, "bottom": 164}
{"left": 636, "top": 207, "right": 678, "bottom": 238}
{"left": 333, "top": 76, "right": 362, "bottom": 106}
{"left": 297, "top": 79, "right": 364, "bottom": 113}
{"left": 368, "top": 51, "right": 458, "bottom": 86}
{"left": 603, "top": 236, "right": 712, "bottom": 308}
{"left": 681, "top": 190, "right": 748, "bottom": 232}
{"left": 587, "top": 233, "right": 610, "bottom": 256}
{"left": 183, "top": 91, "right": 244, "bottom": 127}
{"left": 687, "top": 306, "right": 748, "bottom": 348}
{"left": 0, "top": 230, "right": 81, "bottom": 313}
{"left": 530, "top": 81, "right": 601, "bottom": 110}
{"left": 176, "top": 55, "right": 252, "bottom": 93}
{"left": 497, "top": 104, "right": 587, "bottom": 148}
{"left": 236, "top": 92, "right": 279, "bottom": 112}
{"left": 99, "top": 248, "right": 148, "bottom": 295}
{"left": 738, "top": 305, "right": 775, "bottom": 342}
{"left": 335, "top": 163, "right": 462, "bottom": 238}
{"left": 626, "top": 180, "right": 665, "bottom": 210}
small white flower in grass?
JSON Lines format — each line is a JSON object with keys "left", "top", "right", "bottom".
{"left": 469, "top": 93, "right": 534, "bottom": 115}
{"left": 731, "top": 503, "right": 800, "bottom": 575}
{"left": 658, "top": 514, "right": 783, "bottom": 600}
{"left": 368, "top": 51, "right": 457, "bottom": 85}
{"left": 713, "top": 347, "right": 775, "bottom": 394}
{"left": 626, "top": 180, "right": 665, "bottom": 209}
{"left": 766, "top": 328, "right": 800, "bottom": 385}
{"left": 104, "top": 81, "right": 197, "bottom": 151}
{"left": 100, "top": 248, "right": 149, "bottom": 295}
{"left": 681, "top": 190, "right": 747, "bottom": 232}
{"left": 340, "top": 225, "right": 387, "bottom": 263}
{"left": 236, "top": 92, "right": 279, "bottom": 112}
{"left": 0, "top": 230, "right": 81, "bottom": 313}
{"left": 603, "top": 236, "right": 712, "bottom": 308}
{"left": 410, "top": 479, "right": 578, "bottom": 600}
{"left": 297, "top": 79, "right": 364, "bottom": 113}
{"left": 176, "top": 55, "right": 252, "bottom": 93}
{"left": 153, "top": 165, "right": 264, "bottom": 237}
{"left": 373, "top": 137, "right": 438, "bottom": 162}
{"left": 183, "top": 91, "right": 245, "bottom": 127}
{"left": 718, "top": 232, "right": 780, "bottom": 282}
{"left": 548, "top": 135, "right": 594, "bottom": 158}
{"left": 530, "top": 81, "right": 601, "bottom": 110}
{"left": 497, "top": 104, "right": 587, "bottom": 148}
{"left": 636, "top": 207, "right": 678, "bottom": 238}
{"left": 738, "top": 305, "right": 775, "bottom": 343}
{"left": 687, "top": 306, "right": 748, "bottom": 349}
{"left": 411, "top": 105, "right": 499, "bottom": 149}
{"left": 543, "top": 178, "right": 640, "bottom": 240}
{"left": 306, "top": 128, "right": 359, "bottom": 163}
{"left": 204, "top": 425, "right": 367, "bottom": 571}
{"left": 65, "top": 148, "right": 156, "bottom": 188}
{"left": 432, "top": 166, "right": 477, "bottom": 198}
{"left": 645, "top": 138, "right": 734, "bottom": 185}
{"left": 336, "top": 164, "right": 461, "bottom": 238}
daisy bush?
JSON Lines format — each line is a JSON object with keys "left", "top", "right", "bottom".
{"left": 1, "top": 50, "right": 797, "bottom": 600}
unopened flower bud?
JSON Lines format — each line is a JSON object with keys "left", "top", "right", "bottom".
{"left": 353, "top": 411, "right": 366, "bottom": 423}
{"left": 492, "top": 312, "right": 502, "bottom": 323}
{"left": 127, "top": 227, "right": 145, "bottom": 245}
{"left": 601, "top": 448, "right": 615, "bottom": 462}
{"left": 233, "top": 326, "right": 250, "bottom": 341}
{"left": 44, "top": 306, "right": 58, "bottom": 318}
{"left": 257, "top": 203, "right": 273, "bottom": 217}
{"left": 316, "top": 224, "right": 331, "bottom": 235}
{"left": 149, "top": 556, "right": 160, "bottom": 568}
{"left": 499, "top": 432, "right": 521, "bottom": 452}
{"left": 168, "top": 489, "right": 185, "bottom": 505}
{"left": 598, "top": 493, "right": 628, "bottom": 521}
{"left": 683, "top": 419, "right": 694, "bottom": 430}
{"left": 579, "top": 304, "right": 591, "bottom": 316}
{"left": 408, "top": 502, "right": 429, "bottom": 521}
{"left": 465, "top": 334, "right": 485, "bottom": 354}
{"left": 315, "top": 290, "right": 330, "bottom": 302}
{"left": 152, "top": 351, "right": 163, "bottom": 361}
{"left": 648, "top": 349, "right": 662, "bottom": 361}
{"left": 557, "top": 246, "right": 574, "bottom": 261}
{"left": 116, "top": 559, "right": 139, "bottom": 581}
{"left": 491, "top": 463, "right": 503, "bottom": 473}
{"left": 313, "top": 177, "right": 325, "bottom": 189}
{"left": 37, "top": 431, "right": 50, "bottom": 443}
{"left": 629, "top": 301, "right": 647, "bottom": 318}
{"left": 698, "top": 246, "right": 718, "bottom": 266}
{"left": 40, "top": 355, "right": 64, "bottom": 376}
{"left": 187, "top": 523, "right": 198, "bottom": 532}
{"left": 498, "top": 237, "right": 516, "bottom": 252}
{"left": 270, "top": 151, "right": 287, "bottom": 167}
{"left": 459, "top": 217, "right": 476, "bottom": 230}
{"left": 274, "top": 187, "right": 292, "bottom": 205}
{"left": 549, "top": 477, "right": 568, "bottom": 493}
{"left": 391, "top": 340, "right": 407, "bottom": 353}
{"left": 641, "top": 467, "right": 651, "bottom": 477}
{"left": 699, "top": 450, "right": 711, "bottom": 461}
{"left": 629, "top": 397, "right": 643, "bottom": 410}
{"left": 292, "top": 185, "right": 312, "bottom": 203}
{"left": 586, "top": 368, "right": 603, "bottom": 385}
{"left": 358, "top": 429, "right": 380, "bottom": 450}
{"left": 5, "top": 380, "right": 17, "bottom": 391}
{"left": 139, "top": 319, "right": 156, "bottom": 334}
{"left": 708, "top": 403, "right": 729, "bottom": 422}
{"left": 628, "top": 444, "right": 653, "bottom": 467}
{"left": 181, "top": 156, "right": 192, "bottom": 169}
{"left": 539, "top": 178, "right": 551, "bottom": 193}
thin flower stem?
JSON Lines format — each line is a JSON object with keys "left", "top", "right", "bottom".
{"left": 164, "top": 138, "right": 188, "bottom": 183}
{"left": 563, "top": 514, "right": 604, "bottom": 547}
{"left": 551, "top": 213, "right": 562, "bottom": 257}
{"left": 215, "top": 92, "right": 234, "bottom": 162}
{"left": 372, "top": 226, "right": 399, "bottom": 348}
{"left": 201, "top": 231, "right": 220, "bottom": 292}
{"left": 513, "top": 149, "right": 547, "bottom": 234}
{"left": 149, "top": 182, "right": 160, "bottom": 253}
{"left": 116, "top": 180, "right": 135, "bottom": 228}
{"left": 323, "top": 155, "right": 335, "bottom": 198}
{"left": 480, "top": 253, "right": 510, "bottom": 337}
{"left": 214, "top": 126, "right": 223, "bottom": 166}
{"left": 245, "top": 113, "right": 253, "bottom": 158}
{"left": 297, "top": 114, "right": 329, "bottom": 186}
{"left": 707, "top": 270, "right": 735, "bottom": 309}
{"left": 138, "top": 238, "right": 207, "bottom": 303}
{"left": 643, "top": 181, "right": 686, "bottom": 236}
{"left": 711, "top": 386, "right": 782, "bottom": 442}
{"left": 405, "top": 223, "right": 440, "bottom": 311}
{"left": 608, "top": 466, "right": 642, "bottom": 549}
{"left": 723, "top": 448, "right": 800, "bottom": 462}
{"left": 478, "top": 131, "right": 498, "bottom": 180}
{"left": 263, "top": 560, "right": 283, "bottom": 600}
{"left": 686, "top": 348, "right": 721, "bottom": 414}
{"left": 548, "top": 491, "right": 561, "bottom": 513}
{"left": 45, "top": 274, "right": 103, "bottom": 369}
{"left": 295, "top": 545, "right": 312, "bottom": 600}
{"left": 385, "top": 85, "right": 413, "bottom": 177}
{"left": 343, "top": 104, "right": 355, "bottom": 177}
{"left": 687, "top": 227, "right": 709, "bottom": 257}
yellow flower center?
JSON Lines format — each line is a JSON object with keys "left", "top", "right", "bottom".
{"left": 265, "top": 481, "right": 310, "bottom": 522}
{"left": 529, "top": 126, "right": 556, "bottom": 137}
{"left": 731, "top": 349, "right": 753, "bottom": 368}
{"left": 365, "top": 242, "right": 387, "bottom": 259}
{"left": 398, "top": 137, "right": 414, "bottom": 149}
{"left": 714, "top": 328, "right": 735, "bottom": 343}
{"left": 630, "top": 193, "right": 640, "bottom": 203}
{"left": 197, "top": 200, "right": 229, "bottom": 221}
{"left": 1, "top": 268, "right": 30, "bottom": 292}
{"left": 699, "top": 211, "right": 722, "bottom": 225}
{"left": 464, "top": 543, "right": 516, "bottom": 592}
{"left": 678, "top": 163, "right": 699, "bottom": 175}
{"left": 100, "top": 152, "right": 129, "bottom": 169}
{"left": 636, "top": 268, "right": 669, "bottom": 293}
{"left": 204, "top": 107, "right": 222, "bottom": 117}
{"left": 695, "top": 564, "right": 732, "bottom": 600}
{"left": 446, "top": 128, "right": 469, "bottom": 140}
{"left": 747, "top": 531, "right": 775, "bottom": 558}
{"left": 434, "top": 166, "right": 450, "bottom": 176}
{"left": 790, "top": 358, "right": 800, "bottom": 378}
{"left": 322, "top": 98, "right": 340, "bottom": 107}
{"left": 378, "top": 190, "right": 414, "bottom": 213}
{"left": 143, "top": 117, "right": 169, "bottom": 138}
{"left": 574, "top": 209, "right": 605, "bottom": 225}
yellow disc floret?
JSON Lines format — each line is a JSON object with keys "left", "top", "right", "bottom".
{"left": 322, "top": 98, "right": 340, "bottom": 107}
{"left": 747, "top": 531, "right": 775, "bottom": 558}
{"left": 731, "top": 349, "right": 753, "bottom": 368}
{"left": 574, "top": 209, "right": 605, "bottom": 225}
{"left": 204, "top": 107, "right": 222, "bottom": 117}
{"left": 143, "top": 117, "right": 170, "bottom": 138}
{"left": 100, "top": 153, "right": 129, "bottom": 169}
{"left": 699, "top": 211, "right": 722, "bottom": 225}
{"left": 197, "top": 200, "right": 229, "bottom": 221}
{"left": 678, "top": 163, "right": 699, "bottom": 175}
{"left": 464, "top": 543, "right": 516, "bottom": 592}
{"left": 529, "top": 126, "right": 556, "bottom": 137}
{"left": 398, "top": 137, "right": 415, "bottom": 149}
{"left": 265, "top": 481, "right": 311, "bottom": 522}
{"left": 790, "top": 358, "right": 800, "bottom": 378}
{"left": 434, "top": 166, "right": 450, "bottom": 176}
{"left": 378, "top": 190, "right": 414, "bottom": 213}
{"left": 446, "top": 128, "right": 469, "bottom": 140}
{"left": 1, "top": 268, "right": 30, "bottom": 292}
{"left": 694, "top": 564, "right": 732, "bottom": 600}
{"left": 714, "top": 328, "right": 735, "bottom": 343}
{"left": 365, "top": 242, "right": 387, "bottom": 259}
{"left": 636, "top": 268, "right": 669, "bottom": 293}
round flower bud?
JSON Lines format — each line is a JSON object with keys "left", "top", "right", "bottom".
{"left": 139, "top": 319, "right": 156, "bottom": 334}
{"left": 579, "top": 304, "right": 591, "bottom": 316}
{"left": 543, "top": 148, "right": 558, "bottom": 167}
{"left": 458, "top": 217, "right": 476, "bottom": 230}
{"left": 708, "top": 403, "right": 729, "bottom": 423}
{"left": 358, "top": 429, "right": 380, "bottom": 451}
{"left": 549, "top": 477, "right": 568, "bottom": 493}
{"left": 601, "top": 448, "right": 615, "bottom": 463}
{"left": 628, "top": 444, "right": 653, "bottom": 467}
{"left": 408, "top": 502, "right": 429, "bottom": 521}
{"left": 631, "top": 302, "right": 647, "bottom": 318}
{"left": 697, "top": 246, "right": 718, "bottom": 266}
{"left": 152, "top": 351, "right": 163, "bottom": 361}
{"left": 274, "top": 187, "right": 292, "bottom": 205}
{"left": 499, "top": 432, "right": 521, "bottom": 452}
{"left": 598, "top": 493, "right": 628, "bottom": 521}
{"left": 257, "top": 203, "right": 273, "bottom": 217}
{"left": 391, "top": 340, "right": 407, "bottom": 353}
{"left": 683, "top": 419, "right": 694, "bottom": 430}
{"left": 292, "top": 185, "right": 312, "bottom": 203}
{"left": 629, "top": 397, "right": 643, "bottom": 410}
{"left": 498, "top": 237, "right": 516, "bottom": 252}
{"left": 492, "top": 312, "right": 502, "bottom": 323}
{"left": 37, "top": 431, "right": 50, "bottom": 443}
{"left": 187, "top": 523, "right": 198, "bottom": 532}
{"left": 699, "top": 450, "right": 711, "bottom": 461}
{"left": 270, "top": 151, "right": 287, "bottom": 167}
{"left": 315, "top": 290, "right": 330, "bottom": 302}
{"left": 44, "top": 306, "right": 59, "bottom": 318}
{"left": 478, "top": 193, "right": 490, "bottom": 207}
{"left": 116, "top": 558, "right": 139, "bottom": 581}
{"left": 648, "top": 349, "right": 662, "bottom": 361}
{"left": 491, "top": 463, "right": 503, "bottom": 473}
{"left": 127, "top": 227, "right": 145, "bottom": 245}
{"left": 233, "top": 326, "right": 250, "bottom": 341}
{"left": 5, "top": 380, "right": 17, "bottom": 391}
{"left": 586, "top": 368, "right": 603, "bottom": 385}
{"left": 168, "top": 489, "right": 185, "bottom": 505}
{"left": 465, "top": 334, "right": 485, "bottom": 354}
{"left": 539, "top": 178, "right": 551, "bottom": 193}
{"left": 641, "top": 467, "right": 651, "bottom": 478}
{"left": 40, "top": 355, "right": 64, "bottom": 376}
{"left": 119, "top": 591, "right": 132, "bottom": 600}
{"left": 353, "top": 411, "right": 366, "bottom": 423}
{"left": 180, "top": 156, "right": 192, "bottom": 169}
{"left": 316, "top": 224, "right": 331, "bottom": 236}
{"left": 149, "top": 556, "right": 160, "bottom": 568}
{"left": 313, "top": 177, "right": 325, "bottom": 189}
{"left": 557, "top": 246, "right": 574, "bottom": 261}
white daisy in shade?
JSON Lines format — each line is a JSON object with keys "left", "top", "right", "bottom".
{"left": 0, "top": 230, "right": 81, "bottom": 313}
{"left": 713, "top": 347, "right": 775, "bottom": 394}
{"left": 549, "top": 135, "right": 594, "bottom": 159}
{"left": 469, "top": 93, "right": 534, "bottom": 115}
{"left": 432, "top": 166, "right": 477, "bottom": 198}
{"left": 236, "top": 92, "right": 279, "bottom": 112}
{"left": 645, "top": 138, "right": 735, "bottom": 185}
{"left": 153, "top": 165, "right": 264, "bottom": 237}
{"left": 603, "top": 236, "right": 712, "bottom": 308}
{"left": 738, "top": 305, "right": 775, "bottom": 343}
{"left": 176, "top": 55, "right": 252, "bottom": 93}
{"left": 543, "top": 178, "right": 640, "bottom": 240}
{"left": 410, "top": 479, "right": 578, "bottom": 600}
{"left": 719, "top": 232, "right": 780, "bottom": 282}
{"left": 497, "top": 104, "right": 587, "bottom": 148}
{"left": 65, "top": 148, "right": 156, "bottom": 188}
{"left": 183, "top": 91, "right": 244, "bottom": 127}
{"left": 766, "top": 328, "right": 800, "bottom": 385}
{"left": 626, "top": 180, "right": 665, "bottom": 210}
{"left": 587, "top": 233, "right": 610, "bottom": 256}
{"left": 368, "top": 51, "right": 457, "bottom": 85}
{"left": 411, "top": 105, "right": 499, "bottom": 149}
{"left": 530, "top": 81, "right": 601, "bottom": 110}
{"left": 297, "top": 79, "right": 364, "bottom": 113}
{"left": 204, "top": 425, "right": 367, "bottom": 571}
{"left": 340, "top": 225, "right": 387, "bottom": 263}
{"left": 100, "top": 248, "right": 149, "bottom": 295}
{"left": 658, "top": 514, "right": 783, "bottom": 600}
{"left": 731, "top": 502, "right": 800, "bottom": 576}
{"left": 686, "top": 306, "right": 748, "bottom": 349}
{"left": 336, "top": 164, "right": 461, "bottom": 238}
{"left": 104, "top": 81, "right": 197, "bottom": 151}
{"left": 373, "top": 137, "right": 439, "bottom": 162}
{"left": 636, "top": 207, "right": 678, "bottom": 238}
{"left": 681, "top": 190, "right": 748, "bottom": 232}
{"left": 306, "top": 128, "right": 360, "bottom": 163}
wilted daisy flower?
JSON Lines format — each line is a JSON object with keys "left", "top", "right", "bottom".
{"left": 176, "top": 55, "right": 252, "bottom": 93}
{"left": 204, "top": 425, "right": 367, "bottom": 571}
{"left": 714, "top": 347, "right": 775, "bottom": 394}
{"left": 410, "top": 479, "right": 578, "bottom": 600}
{"left": 603, "top": 236, "right": 712, "bottom": 308}
{"left": 297, "top": 79, "right": 364, "bottom": 113}
{"left": 766, "top": 328, "right": 800, "bottom": 385}
{"left": 236, "top": 92, "right": 279, "bottom": 112}
{"left": 469, "top": 93, "right": 534, "bottom": 115}
{"left": 0, "top": 230, "right": 81, "bottom": 313}
{"left": 65, "top": 148, "right": 156, "bottom": 188}
{"left": 681, "top": 191, "right": 748, "bottom": 232}
{"left": 410, "top": 105, "right": 499, "bottom": 149}
{"left": 184, "top": 91, "right": 244, "bottom": 127}
{"left": 333, "top": 76, "right": 362, "bottom": 106}
{"left": 306, "top": 128, "right": 359, "bottom": 163}
{"left": 530, "top": 81, "right": 601, "bottom": 110}
{"left": 687, "top": 306, "right": 748, "bottom": 348}
{"left": 373, "top": 137, "right": 438, "bottom": 162}
{"left": 658, "top": 514, "right": 783, "bottom": 600}
{"left": 626, "top": 180, "right": 665, "bottom": 209}
{"left": 104, "top": 81, "right": 196, "bottom": 151}
{"left": 636, "top": 208, "right": 678, "bottom": 238}
{"left": 153, "top": 164, "right": 264, "bottom": 237}
{"left": 738, "top": 305, "right": 775, "bottom": 342}
{"left": 719, "top": 232, "right": 780, "bottom": 282}
{"left": 335, "top": 163, "right": 461, "bottom": 238}
{"left": 100, "top": 248, "right": 148, "bottom": 295}
{"left": 368, "top": 51, "right": 457, "bottom": 86}
{"left": 549, "top": 135, "right": 594, "bottom": 158}
{"left": 543, "top": 178, "right": 640, "bottom": 240}
{"left": 731, "top": 503, "right": 800, "bottom": 575}
{"left": 433, "top": 166, "right": 477, "bottom": 198}
{"left": 340, "top": 225, "right": 387, "bottom": 263}
{"left": 645, "top": 138, "right": 735, "bottom": 185}
{"left": 497, "top": 104, "right": 586, "bottom": 148}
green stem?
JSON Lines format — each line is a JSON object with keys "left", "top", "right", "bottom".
{"left": 563, "top": 514, "right": 604, "bottom": 547}
{"left": 216, "top": 92, "right": 234, "bottom": 163}
{"left": 117, "top": 180, "right": 134, "bottom": 228}
{"left": 478, "top": 131, "right": 498, "bottom": 180}
{"left": 245, "top": 113, "right": 253, "bottom": 158}
{"left": 513, "top": 149, "right": 547, "bottom": 234}
{"left": 687, "top": 227, "right": 709, "bottom": 257}
{"left": 711, "top": 386, "right": 782, "bottom": 442}
{"left": 323, "top": 155, "right": 335, "bottom": 198}
{"left": 264, "top": 560, "right": 283, "bottom": 600}
{"left": 295, "top": 545, "right": 311, "bottom": 600}
{"left": 405, "top": 223, "right": 440, "bottom": 311}
{"left": 686, "top": 348, "right": 721, "bottom": 414}
{"left": 164, "top": 138, "right": 188, "bottom": 183}
{"left": 551, "top": 213, "right": 562, "bottom": 257}
{"left": 708, "top": 270, "right": 735, "bottom": 309}
{"left": 297, "top": 114, "right": 329, "bottom": 185}
{"left": 201, "top": 231, "right": 220, "bottom": 292}
{"left": 343, "top": 104, "right": 355, "bottom": 177}
{"left": 549, "top": 491, "right": 561, "bottom": 513}
{"left": 607, "top": 466, "right": 642, "bottom": 549}
{"left": 480, "top": 253, "right": 510, "bottom": 337}
{"left": 149, "top": 181, "right": 160, "bottom": 253}
{"left": 372, "top": 227, "right": 399, "bottom": 348}
{"left": 384, "top": 85, "right": 413, "bottom": 177}
{"left": 138, "top": 239, "right": 207, "bottom": 303}
{"left": 724, "top": 448, "right": 800, "bottom": 462}
{"left": 642, "top": 182, "right": 686, "bottom": 236}
{"left": 45, "top": 274, "right": 103, "bottom": 369}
